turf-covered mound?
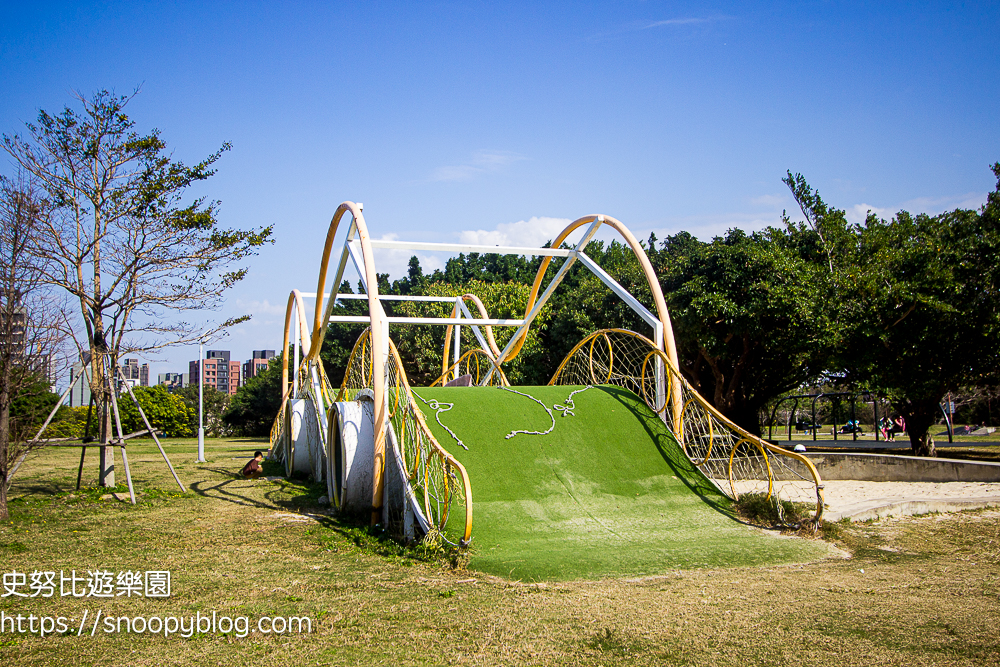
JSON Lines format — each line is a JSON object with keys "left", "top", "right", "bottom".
{"left": 416, "top": 385, "right": 830, "bottom": 581}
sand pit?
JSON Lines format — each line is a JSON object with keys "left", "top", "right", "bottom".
{"left": 729, "top": 479, "right": 1000, "bottom": 521}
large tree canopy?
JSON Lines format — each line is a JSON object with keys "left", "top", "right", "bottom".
{"left": 223, "top": 355, "right": 282, "bottom": 437}
{"left": 790, "top": 163, "right": 1000, "bottom": 455}
{"left": 2, "top": 90, "right": 272, "bottom": 358}
{"left": 652, "top": 226, "right": 839, "bottom": 434}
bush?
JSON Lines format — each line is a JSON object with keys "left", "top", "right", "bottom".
{"left": 42, "top": 406, "right": 89, "bottom": 439}
{"left": 733, "top": 492, "right": 807, "bottom": 528}
{"left": 116, "top": 385, "right": 194, "bottom": 437}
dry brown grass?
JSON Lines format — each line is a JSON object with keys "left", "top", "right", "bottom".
{"left": 1, "top": 438, "right": 998, "bottom": 666}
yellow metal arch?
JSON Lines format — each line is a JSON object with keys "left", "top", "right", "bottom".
{"left": 335, "top": 329, "right": 473, "bottom": 544}
{"left": 500, "top": 216, "right": 684, "bottom": 433}
{"left": 431, "top": 348, "right": 511, "bottom": 388}
{"left": 306, "top": 202, "right": 388, "bottom": 523}
{"left": 441, "top": 293, "right": 503, "bottom": 379}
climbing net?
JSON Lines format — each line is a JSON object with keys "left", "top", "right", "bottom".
{"left": 269, "top": 355, "right": 338, "bottom": 482}
{"left": 550, "top": 329, "right": 825, "bottom": 524}
{"left": 430, "top": 348, "right": 510, "bottom": 388}
{"left": 337, "top": 329, "right": 473, "bottom": 545}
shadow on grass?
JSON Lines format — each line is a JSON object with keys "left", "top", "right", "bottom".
{"left": 187, "top": 465, "right": 461, "bottom": 566}
{"left": 187, "top": 465, "right": 328, "bottom": 514}
{"left": 599, "top": 385, "right": 739, "bottom": 521}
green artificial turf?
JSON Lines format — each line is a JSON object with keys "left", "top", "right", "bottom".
{"left": 416, "top": 385, "right": 832, "bottom": 581}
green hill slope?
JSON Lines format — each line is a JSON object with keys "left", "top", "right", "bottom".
{"left": 416, "top": 385, "right": 831, "bottom": 581}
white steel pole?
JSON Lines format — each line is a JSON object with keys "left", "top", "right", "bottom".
{"left": 197, "top": 339, "right": 206, "bottom": 462}
{"left": 453, "top": 296, "right": 461, "bottom": 381}
{"left": 293, "top": 314, "right": 300, "bottom": 396}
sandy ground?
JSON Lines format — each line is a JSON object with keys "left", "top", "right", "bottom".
{"left": 724, "top": 479, "right": 1000, "bottom": 521}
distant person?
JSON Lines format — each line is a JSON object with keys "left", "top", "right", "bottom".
{"left": 840, "top": 420, "right": 860, "bottom": 434}
{"left": 242, "top": 451, "right": 264, "bottom": 479}
{"left": 893, "top": 415, "right": 907, "bottom": 436}
{"left": 880, "top": 417, "right": 894, "bottom": 442}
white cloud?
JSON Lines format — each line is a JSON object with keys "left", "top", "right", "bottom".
{"left": 429, "top": 150, "right": 526, "bottom": 183}
{"left": 844, "top": 192, "right": 988, "bottom": 225}
{"left": 750, "top": 194, "right": 787, "bottom": 207}
{"left": 366, "top": 233, "right": 446, "bottom": 282}
{"left": 458, "top": 216, "right": 574, "bottom": 249}
{"left": 591, "top": 15, "right": 733, "bottom": 40}
{"left": 845, "top": 203, "right": 891, "bottom": 225}
{"left": 234, "top": 298, "right": 287, "bottom": 318}
{"left": 644, "top": 18, "right": 716, "bottom": 29}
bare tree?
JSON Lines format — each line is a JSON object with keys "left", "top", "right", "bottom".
{"left": 0, "top": 173, "right": 67, "bottom": 518}
{"left": 3, "top": 89, "right": 272, "bottom": 485}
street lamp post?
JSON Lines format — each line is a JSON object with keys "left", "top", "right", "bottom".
{"left": 197, "top": 338, "right": 206, "bottom": 462}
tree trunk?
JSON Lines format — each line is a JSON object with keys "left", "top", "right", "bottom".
{"left": 901, "top": 400, "right": 939, "bottom": 457}
{"left": 0, "top": 466, "right": 7, "bottom": 521}
{"left": 726, "top": 402, "right": 763, "bottom": 437}
{"left": 0, "top": 377, "right": 9, "bottom": 520}
{"left": 909, "top": 430, "right": 937, "bottom": 457}
{"left": 98, "top": 400, "right": 116, "bottom": 487}
{"left": 93, "top": 353, "right": 116, "bottom": 487}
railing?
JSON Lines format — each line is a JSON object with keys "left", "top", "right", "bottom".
{"left": 549, "top": 328, "right": 825, "bottom": 524}
{"left": 336, "top": 329, "right": 473, "bottom": 545}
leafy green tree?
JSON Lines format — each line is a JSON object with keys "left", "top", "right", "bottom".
{"left": 43, "top": 406, "right": 89, "bottom": 439}
{"left": 2, "top": 89, "right": 272, "bottom": 484}
{"left": 320, "top": 281, "right": 369, "bottom": 389}
{"left": 789, "top": 163, "right": 1000, "bottom": 456}
{"left": 174, "top": 384, "right": 230, "bottom": 437}
{"left": 223, "top": 355, "right": 283, "bottom": 437}
{"left": 654, "top": 227, "right": 839, "bottom": 434}
{"left": 8, "top": 375, "right": 63, "bottom": 438}
{"left": 394, "top": 279, "right": 553, "bottom": 386}
{"left": 115, "top": 385, "right": 194, "bottom": 438}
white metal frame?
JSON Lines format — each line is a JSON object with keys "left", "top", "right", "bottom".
{"left": 299, "top": 215, "right": 666, "bottom": 406}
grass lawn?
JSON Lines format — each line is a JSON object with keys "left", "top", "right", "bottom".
{"left": 417, "top": 385, "right": 831, "bottom": 580}
{"left": 1, "top": 437, "right": 998, "bottom": 666}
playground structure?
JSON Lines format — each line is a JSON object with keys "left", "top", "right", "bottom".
{"left": 269, "top": 202, "right": 827, "bottom": 549}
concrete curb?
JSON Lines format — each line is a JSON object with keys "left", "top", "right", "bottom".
{"left": 794, "top": 452, "right": 1000, "bottom": 483}
{"left": 825, "top": 496, "right": 1000, "bottom": 522}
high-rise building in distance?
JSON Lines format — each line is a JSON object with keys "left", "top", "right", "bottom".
{"left": 243, "top": 349, "right": 276, "bottom": 382}
{"left": 189, "top": 350, "right": 240, "bottom": 395}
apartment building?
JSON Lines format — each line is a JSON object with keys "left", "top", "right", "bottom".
{"left": 68, "top": 360, "right": 92, "bottom": 407}
{"left": 243, "top": 349, "right": 276, "bottom": 381}
{"left": 189, "top": 350, "right": 241, "bottom": 395}
{"left": 158, "top": 372, "right": 185, "bottom": 390}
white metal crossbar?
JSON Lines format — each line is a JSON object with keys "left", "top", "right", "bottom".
{"left": 369, "top": 239, "right": 572, "bottom": 258}
{"left": 329, "top": 316, "right": 525, "bottom": 326}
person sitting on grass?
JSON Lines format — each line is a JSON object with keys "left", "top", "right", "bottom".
{"left": 242, "top": 451, "right": 264, "bottom": 479}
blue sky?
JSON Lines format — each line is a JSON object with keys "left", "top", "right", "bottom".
{"left": 2, "top": 1, "right": 998, "bottom": 381}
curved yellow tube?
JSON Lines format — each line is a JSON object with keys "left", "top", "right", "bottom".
{"left": 502, "top": 216, "right": 684, "bottom": 433}
{"left": 442, "top": 293, "right": 502, "bottom": 379}
{"left": 307, "top": 202, "right": 388, "bottom": 523}
{"left": 277, "top": 289, "right": 313, "bottom": 474}
{"left": 432, "top": 348, "right": 510, "bottom": 387}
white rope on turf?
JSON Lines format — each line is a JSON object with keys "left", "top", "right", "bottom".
{"left": 411, "top": 390, "right": 469, "bottom": 450}
{"left": 553, "top": 385, "right": 593, "bottom": 417}
{"left": 503, "top": 385, "right": 594, "bottom": 438}
{"left": 414, "top": 385, "right": 596, "bottom": 446}
{"left": 501, "top": 386, "right": 556, "bottom": 439}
